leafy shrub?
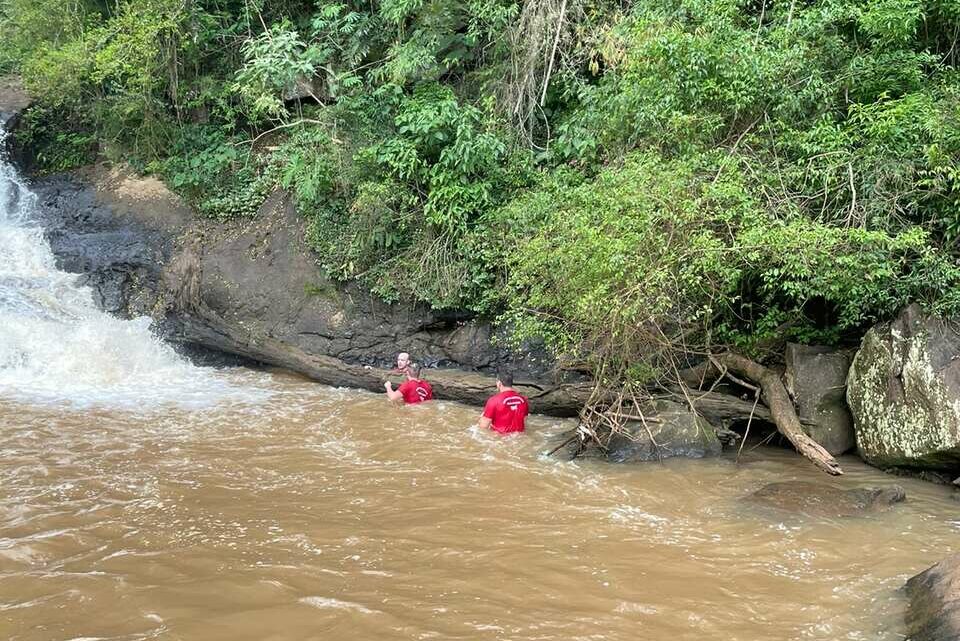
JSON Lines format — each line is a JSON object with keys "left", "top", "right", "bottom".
{"left": 14, "top": 105, "right": 98, "bottom": 173}
{"left": 300, "top": 83, "right": 527, "bottom": 310}
{"left": 499, "top": 150, "right": 960, "bottom": 375}
{"left": 154, "top": 126, "right": 273, "bottom": 219}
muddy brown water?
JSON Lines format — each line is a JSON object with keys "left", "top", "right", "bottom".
{"left": 0, "top": 369, "right": 958, "bottom": 641}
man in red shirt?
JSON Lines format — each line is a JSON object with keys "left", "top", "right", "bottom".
{"left": 384, "top": 363, "right": 433, "bottom": 404}
{"left": 479, "top": 371, "right": 529, "bottom": 434}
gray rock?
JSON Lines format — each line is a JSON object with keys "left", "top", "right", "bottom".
{"left": 31, "top": 173, "right": 171, "bottom": 318}
{"left": 744, "top": 481, "right": 906, "bottom": 517}
{"left": 784, "top": 343, "right": 855, "bottom": 455}
{"left": 282, "top": 75, "right": 327, "bottom": 103}
{"left": 906, "top": 553, "right": 960, "bottom": 641}
{"left": 606, "top": 400, "right": 722, "bottom": 463}
{"left": 847, "top": 305, "right": 960, "bottom": 470}
{"left": 0, "top": 75, "right": 30, "bottom": 129}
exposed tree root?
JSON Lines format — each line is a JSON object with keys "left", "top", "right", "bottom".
{"left": 683, "top": 352, "right": 843, "bottom": 476}
{"left": 549, "top": 343, "right": 843, "bottom": 476}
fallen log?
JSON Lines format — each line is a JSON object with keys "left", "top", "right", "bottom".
{"left": 659, "top": 385, "right": 774, "bottom": 424}
{"left": 682, "top": 352, "right": 843, "bottom": 476}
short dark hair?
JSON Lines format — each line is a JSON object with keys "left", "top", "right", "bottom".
{"left": 409, "top": 363, "right": 422, "bottom": 378}
{"left": 497, "top": 370, "right": 514, "bottom": 387}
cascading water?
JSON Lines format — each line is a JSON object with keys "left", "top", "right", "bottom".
{"left": 0, "top": 127, "right": 263, "bottom": 408}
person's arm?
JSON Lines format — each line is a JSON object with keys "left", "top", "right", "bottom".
{"left": 478, "top": 397, "right": 494, "bottom": 429}
{"left": 385, "top": 381, "right": 404, "bottom": 402}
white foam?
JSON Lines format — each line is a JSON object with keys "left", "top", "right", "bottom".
{"left": 299, "top": 596, "right": 379, "bottom": 614}
{"left": 0, "top": 128, "right": 267, "bottom": 410}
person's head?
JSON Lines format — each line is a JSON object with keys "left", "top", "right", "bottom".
{"left": 406, "top": 363, "right": 422, "bottom": 380}
{"left": 496, "top": 370, "right": 514, "bottom": 391}
{"left": 397, "top": 352, "right": 410, "bottom": 370}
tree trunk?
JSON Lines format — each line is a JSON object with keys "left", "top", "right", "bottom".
{"left": 685, "top": 352, "right": 843, "bottom": 476}
{"left": 660, "top": 385, "right": 774, "bottom": 423}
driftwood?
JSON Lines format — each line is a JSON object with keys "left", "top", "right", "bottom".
{"left": 682, "top": 352, "right": 843, "bottom": 476}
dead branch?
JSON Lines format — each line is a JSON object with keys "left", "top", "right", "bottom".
{"left": 698, "top": 352, "right": 843, "bottom": 475}
{"left": 736, "top": 391, "right": 761, "bottom": 462}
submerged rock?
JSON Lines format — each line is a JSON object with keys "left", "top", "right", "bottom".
{"left": 847, "top": 305, "right": 960, "bottom": 471}
{"left": 784, "top": 343, "right": 855, "bottom": 455}
{"left": 744, "top": 481, "right": 905, "bottom": 517}
{"left": 906, "top": 553, "right": 960, "bottom": 641}
{"left": 605, "top": 400, "right": 722, "bottom": 463}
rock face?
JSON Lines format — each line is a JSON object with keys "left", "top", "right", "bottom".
{"left": 847, "top": 305, "right": 960, "bottom": 470}
{"left": 744, "top": 481, "right": 906, "bottom": 517}
{"left": 906, "top": 553, "right": 960, "bottom": 641}
{"left": 0, "top": 75, "right": 30, "bottom": 128}
{"left": 784, "top": 343, "right": 855, "bottom": 455}
{"left": 605, "top": 400, "right": 722, "bottom": 463}
{"left": 31, "top": 169, "right": 184, "bottom": 318}
{"left": 26, "top": 164, "right": 590, "bottom": 414}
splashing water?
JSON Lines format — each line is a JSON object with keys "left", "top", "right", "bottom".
{"left": 0, "top": 128, "right": 266, "bottom": 409}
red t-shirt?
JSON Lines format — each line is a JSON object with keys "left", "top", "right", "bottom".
{"left": 482, "top": 390, "right": 529, "bottom": 434}
{"left": 398, "top": 379, "right": 433, "bottom": 404}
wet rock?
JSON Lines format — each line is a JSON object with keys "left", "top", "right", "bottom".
{"left": 0, "top": 76, "right": 32, "bottom": 164}
{"left": 30, "top": 172, "right": 170, "bottom": 318}
{"left": 784, "top": 343, "right": 855, "bottom": 455}
{"left": 605, "top": 400, "right": 722, "bottom": 462}
{"left": 847, "top": 305, "right": 960, "bottom": 471}
{"left": 744, "top": 481, "right": 906, "bottom": 517}
{"left": 906, "top": 553, "right": 960, "bottom": 641}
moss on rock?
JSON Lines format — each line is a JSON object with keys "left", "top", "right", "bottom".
{"left": 847, "top": 305, "right": 960, "bottom": 470}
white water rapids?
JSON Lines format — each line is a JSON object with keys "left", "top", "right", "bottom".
{"left": 0, "top": 129, "right": 259, "bottom": 409}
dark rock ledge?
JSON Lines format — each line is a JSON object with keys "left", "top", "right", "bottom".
{"left": 26, "top": 165, "right": 589, "bottom": 414}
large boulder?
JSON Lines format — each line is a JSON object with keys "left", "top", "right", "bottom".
{"left": 784, "top": 343, "right": 855, "bottom": 455}
{"left": 743, "top": 481, "right": 905, "bottom": 517}
{"left": 906, "top": 553, "right": 960, "bottom": 641}
{"left": 847, "top": 305, "right": 960, "bottom": 470}
{"left": 605, "top": 399, "right": 722, "bottom": 462}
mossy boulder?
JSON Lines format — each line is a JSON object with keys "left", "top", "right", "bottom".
{"left": 606, "top": 399, "right": 722, "bottom": 463}
{"left": 847, "top": 305, "right": 960, "bottom": 470}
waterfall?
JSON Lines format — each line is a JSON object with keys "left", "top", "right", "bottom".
{"left": 0, "top": 127, "right": 257, "bottom": 409}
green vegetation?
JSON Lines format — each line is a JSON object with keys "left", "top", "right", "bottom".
{"left": 4, "top": 0, "right": 960, "bottom": 380}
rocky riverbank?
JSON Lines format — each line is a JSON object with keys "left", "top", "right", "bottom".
{"left": 2, "top": 77, "right": 585, "bottom": 409}
{"left": 23, "top": 163, "right": 591, "bottom": 414}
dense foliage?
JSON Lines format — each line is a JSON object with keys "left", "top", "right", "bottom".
{"left": 5, "top": 0, "right": 960, "bottom": 378}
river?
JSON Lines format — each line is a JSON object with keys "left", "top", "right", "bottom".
{"left": 1, "top": 131, "right": 959, "bottom": 641}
